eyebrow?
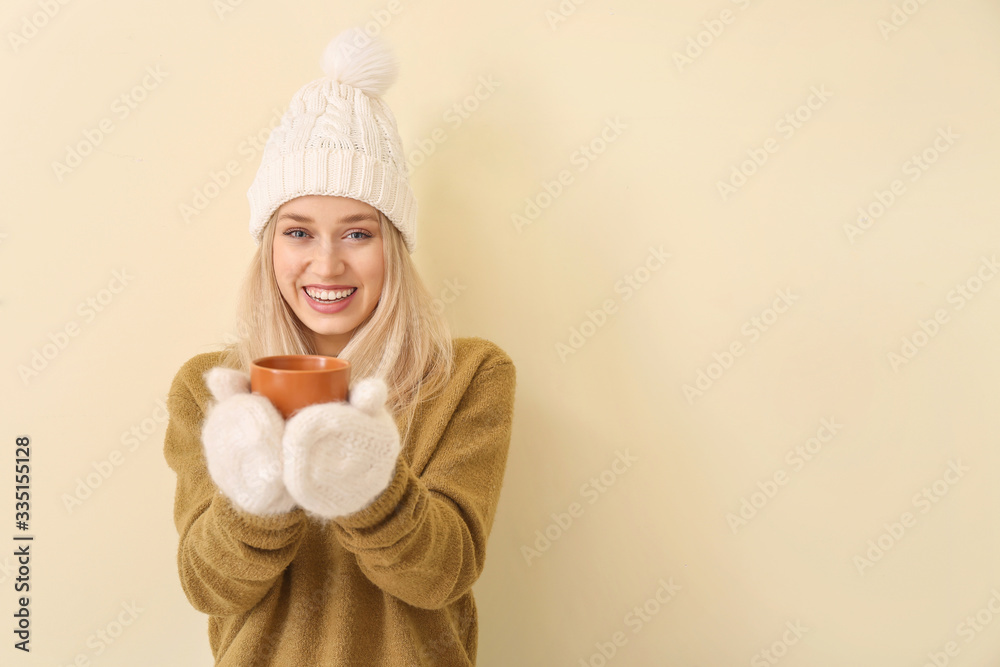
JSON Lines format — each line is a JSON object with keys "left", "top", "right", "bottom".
{"left": 277, "top": 211, "right": 377, "bottom": 225}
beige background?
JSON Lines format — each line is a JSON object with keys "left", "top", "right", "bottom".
{"left": 2, "top": 0, "right": 999, "bottom": 664}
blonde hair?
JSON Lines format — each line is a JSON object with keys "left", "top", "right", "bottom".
{"left": 218, "top": 206, "right": 454, "bottom": 444}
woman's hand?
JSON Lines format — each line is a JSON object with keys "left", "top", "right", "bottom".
{"left": 281, "top": 378, "right": 401, "bottom": 520}
{"left": 200, "top": 367, "right": 298, "bottom": 516}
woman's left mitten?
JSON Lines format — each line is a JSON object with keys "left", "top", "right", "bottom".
{"left": 201, "top": 366, "right": 297, "bottom": 516}
{"left": 282, "top": 378, "right": 401, "bottom": 519}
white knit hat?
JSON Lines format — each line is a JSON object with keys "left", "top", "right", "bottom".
{"left": 247, "top": 27, "right": 417, "bottom": 253}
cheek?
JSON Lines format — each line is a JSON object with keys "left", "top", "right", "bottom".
{"left": 366, "top": 247, "right": 385, "bottom": 289}
{"left": 271, "top": 248, "right": 298, "bottom": 286}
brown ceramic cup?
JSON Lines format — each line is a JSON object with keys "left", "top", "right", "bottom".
{"left": 250, "top": 355, "right": 350, "bottom": 420}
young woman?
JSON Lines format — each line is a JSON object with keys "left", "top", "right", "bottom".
{"left": 162, "top": 27, "right": 517, "bottom": 666}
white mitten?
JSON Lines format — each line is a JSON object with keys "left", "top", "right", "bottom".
{"left": 201, "top": 366, "right": 297, "bottom": 516}
{"left": 282, "top": 378, "right": 401, "bottom": 519}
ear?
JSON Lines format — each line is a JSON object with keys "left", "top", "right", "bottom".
{"left": 348, "top": 377, "right": 388, "bottom": 416}
{"left": 204, "top": 367, "right": 251, "bottom": 402}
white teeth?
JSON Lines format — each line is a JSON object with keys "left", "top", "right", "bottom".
{"left": 305, "top": 287, "right": 355, "bottom": 302}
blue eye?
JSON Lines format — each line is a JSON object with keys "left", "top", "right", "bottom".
{"left": 281, "top": 229, "right": 372, "bottom": 240}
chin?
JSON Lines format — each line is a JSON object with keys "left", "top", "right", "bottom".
{"left": 303, "top": 320, "right": 355, "bottom": 336}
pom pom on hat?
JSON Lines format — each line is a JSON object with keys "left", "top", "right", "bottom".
{"left": 247, "top": 27, "right": 417, "bottom": 253}
{"left": 320, "top": 27, "right": 399, "bottom": 98}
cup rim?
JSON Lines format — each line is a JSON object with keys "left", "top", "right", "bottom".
{"left": 251, "top": 355, "right": 350, "bottom": 372}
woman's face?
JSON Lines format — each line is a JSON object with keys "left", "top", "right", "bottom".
{"left": 272, "top": 195, "right": 385, "bottom": 357}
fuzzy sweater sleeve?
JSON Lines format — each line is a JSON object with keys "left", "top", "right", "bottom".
{"left": 328, "top": 355, "right": 516, "bottom": 610}
{"left": 163, "top": 354, "right": 309, "bottom": 617}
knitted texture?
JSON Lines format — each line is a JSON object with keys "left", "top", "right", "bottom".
{"left": 200, "top": 367, "right": 297, "bottom": 516}
{"left": 162, "top": 337, "right": 516, "bottom": 665}
{"left": 246, "top": 26, "right": 417, "bottom": 253}
{"left": 282, "top": 377, "right": 401, "bottom": 520}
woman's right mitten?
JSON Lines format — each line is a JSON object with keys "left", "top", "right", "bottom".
{"left": 200, "top": 366, "right": 297, "bottom": 516}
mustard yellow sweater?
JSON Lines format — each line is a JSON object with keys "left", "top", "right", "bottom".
{"left": 162, "top": 337, "right": 516, "bottom": 666}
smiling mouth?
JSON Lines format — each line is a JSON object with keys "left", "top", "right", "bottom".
{"left": 303, "top": 287, "right": 357, "bottom": 303}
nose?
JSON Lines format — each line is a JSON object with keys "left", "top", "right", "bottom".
{"left": 310, "top": 240, "right": 346, "bottom": 276}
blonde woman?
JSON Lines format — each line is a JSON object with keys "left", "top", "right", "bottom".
{"left": 162, "top": 27, "right": 516, "bottom": 666}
